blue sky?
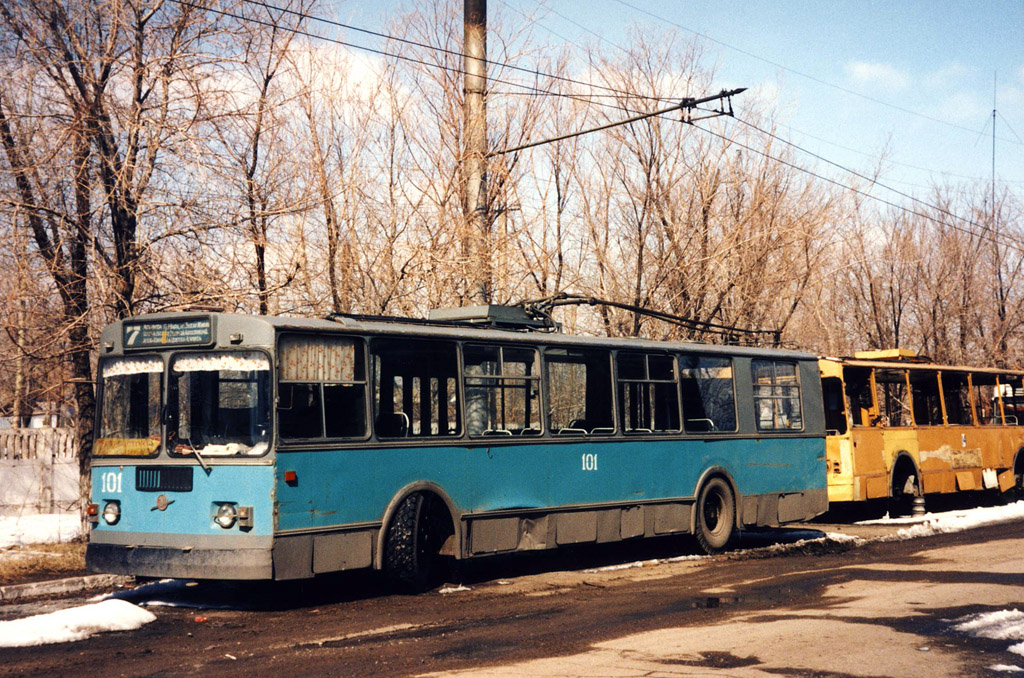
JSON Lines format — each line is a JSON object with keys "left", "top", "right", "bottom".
{"left": 335, "top": 0, "right": 1024, "bottom": 200}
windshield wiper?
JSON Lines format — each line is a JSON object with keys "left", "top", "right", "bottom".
{"left": 181, "top": 435, "right": 211, "bottom": 474}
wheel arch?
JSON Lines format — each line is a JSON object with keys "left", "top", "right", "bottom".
{"left": 889, "top": 452, "right": 920, "bottom": 497}
{"left": 373, "top": 481, "right": 462, "bottom": 571}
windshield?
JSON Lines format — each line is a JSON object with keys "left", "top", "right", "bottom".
{"left": 168, "top": 352, "right": 271, "bottom": 457}
{"left": 95, "top": 357, "right": 164, "bottom": 457}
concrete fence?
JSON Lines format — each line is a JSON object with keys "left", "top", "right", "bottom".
{"left": 0, "top": 428, "right": 80, "bottom": 516}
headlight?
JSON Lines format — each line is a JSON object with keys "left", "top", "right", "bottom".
{"left": 214, "top": 503, "right": 237, "bottom": 529}
{"left": 102, "top": 501, "right": 121, "bottom": 525}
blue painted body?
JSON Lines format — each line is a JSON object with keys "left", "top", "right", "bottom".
{"left": 90, "top": 465, "right": 275, "bottom": 538}
{"left": 275, "top": 436, "right": 826, "bottom": 531}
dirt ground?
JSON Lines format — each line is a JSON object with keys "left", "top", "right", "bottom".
{"left": 4, "top": 520, "right": 1023, "bottom": 678}
{"left": 0, "top": 542, "right": 87, "bottom": 586}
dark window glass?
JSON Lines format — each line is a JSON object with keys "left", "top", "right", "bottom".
{"left": 546, "top": 348, "right": 614, "bottom": 436}
{"left": 679, "top": 356, "right": 736, "bottom": 433}
{"left": 822, "top": 376, "right": 847, "bottom": 434}
{"left": 617, "top": 352, "right": 680, "bottom": 433}
{"left": 372, "top": 338, "right": 460, "bottom": 438}
{"left": 910, "top": 370, "right": 943, "bottom": 426}
{"left": 278, "top": 336, "right": 367, "bottom": 440}
{"left": 95, "top": 358, "right": 164, "bottom": 457}
{"left": 973, "top": 373, "right": 1000, "bottom": 425}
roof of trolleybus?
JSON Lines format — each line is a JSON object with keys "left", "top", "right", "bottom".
{"left": 821, "top": 354, "right": 1024, "bottom": 378}
{"left": 103, "top": 311, "right": 818, "bottom": 360}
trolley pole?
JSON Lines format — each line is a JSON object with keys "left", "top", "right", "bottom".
{"left": 463, "top": 0, "right": 490, "bottom": 304}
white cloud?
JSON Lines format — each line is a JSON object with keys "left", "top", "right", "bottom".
{"left": 846, "top": 60, "right": 910, "bottom": 91}
{"left": 924, "top": 62, "right": 969, "bottom": 89}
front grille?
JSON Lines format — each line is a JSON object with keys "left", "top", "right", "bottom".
{"left": 136, "top": 466, "right": 193, "bottom": 493}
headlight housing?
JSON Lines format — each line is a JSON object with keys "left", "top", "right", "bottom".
{"left": 102, "top": 501, "right": 121, "bottom": 525}
{"left": 214, "top": 503, "right": 237, "bottom": 529}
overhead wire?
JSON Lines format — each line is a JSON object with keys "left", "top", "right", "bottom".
{"left": 185, "top": 0, "right": 1024, "bottom": 254}
{"left": 606, "top": 0, "right": 1024, "bottom": 147}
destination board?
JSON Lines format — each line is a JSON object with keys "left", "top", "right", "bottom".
{"left": 123, "top": 317, "right": 213, "bottom": 348}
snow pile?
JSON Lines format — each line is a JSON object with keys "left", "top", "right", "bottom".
{"left": 0, "top": 599, "right": 156, "bottom": 647}
{"left": 894, "top": 502, "right": 1024, "bottom": 540}
{"left": 954, "top": 609, "right": 1024, "bottom": 657}
{"left": 0, "top": 513, "right": 81, "bottom": 548}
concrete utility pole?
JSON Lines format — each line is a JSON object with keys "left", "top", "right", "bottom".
{"left": 463, "top": 0, "right": 490, "bottom": 304}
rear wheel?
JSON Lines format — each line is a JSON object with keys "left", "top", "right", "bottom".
{"left": 694, "top": 477, "right": 735, "bottom": 554}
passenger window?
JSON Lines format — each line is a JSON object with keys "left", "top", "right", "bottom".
{"left": 842, "top": 367, "right": 875, "bottom": 426}
{"left": 942, "top": 373, "right": 973, "bottom": 425}
{"left": 821, "top": 376, "right": 847, "bottom": 434}
{"left": 617, "top": 353, "right": 680, "bottom": 433}
{"left": 910, "top": 370, "right": 943, "bottom": 426}
{"left": 1001, "top": 377, "right": 1024, "bottom": 426}
{"left": 875, "top": 369, "right": 911, "bottom": 427}
{"left": 372, "top": 338, "right": 460, "bottom": 438}
{"left": 679, "top": 355, "right": 736, "bottom": 433}
{"left": 278, "top": 335, "right": 367, "bottom": 440}
{"left": 973, "top": 374, "right": 1000, "bottom": 425}
{"left": 464, "top": 345, "right": 541, "bottom": 436}
{"left": 546, "top": 348, "right": 614, "bottom": 435}
{"left": 752, "top": 360, "right": 803, "bottom": 431}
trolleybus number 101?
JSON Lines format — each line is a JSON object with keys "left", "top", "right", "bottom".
{"left": 581, "top": 453, "right": 598, "bottom": 471}
{"left": 101, "top": 471, "right": 123, "bottom": 494}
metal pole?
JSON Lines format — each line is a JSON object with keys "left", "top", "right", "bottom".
{"left": 463, "top": 0, "right": 489, "bottom": 304}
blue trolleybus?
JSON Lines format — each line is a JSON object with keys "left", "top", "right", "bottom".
{"left": 86, "top": 306, "right": 827, "bottom": 588}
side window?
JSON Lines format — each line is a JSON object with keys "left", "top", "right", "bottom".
{"left": 910, "top": 370, "right": 943, "bottom": 426}
{"left": 464, "top": 345, "right": 541, "bottom": 436}
{"left": 546, "top": 348, "right": 614, "bottom": 436}
{"left": 875, "top": 369, "right": 911, "bottom": 427}
{"left": 942, "top": 372, "right": 972, "bottom": 425}
{"left": 821, "top": 376, "right": 847, "bottom": 434}
{"left": 752, "top": 360, "right": 804, "bottom": 431}
{"left": 679, "top": 355, "right": 736, "bottom": 433}
{"left": 617, "top": 353, "right": 680, "bottom": 433}
{"left": 973, "top": 373, "right": 1000, "bottom": 425}
{"left": 278, "top": 335, "right": 367, "bottom": 440}
{"left": 1000, "top": 377, "right": 1024, "bottom": 426}
{"left": 844, "top": 366, "right": 876, "bottom": 427}
{"left": 372, "top": 338, "right": 460, "bottom": 438}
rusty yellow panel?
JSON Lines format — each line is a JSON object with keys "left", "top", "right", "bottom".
{"left": 955, "top": 471, "right": 977, "bottom": 491}
{"left": 818, "top": 359, "right": 843, "bottom": 379}
{"left": 999, "top": 469, "right": 1017, "bottom": 493}
{"left": 864, "top": 475, "right": 889, "bottom": 499}
{"left": 851, "top": 428, "right": 888, "bottom": 474}
{"left": 881, "top": 430, "right": 919, "bottom": 465}
{"left": 922, "top": 470, "right": 956, "bottom": 494}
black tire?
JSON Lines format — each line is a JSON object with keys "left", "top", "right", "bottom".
{"left": 384, "top": 493, "right": 449, "bottom": 592}
{"left": 694, "top": 477, "right": 735, "bottom": 554}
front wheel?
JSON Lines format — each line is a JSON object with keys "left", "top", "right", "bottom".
{"left": 694, "top": 477, "right": 735, "bottom": 554}
{"left": 384, "top": 493, "right": 452, "bottom": 592}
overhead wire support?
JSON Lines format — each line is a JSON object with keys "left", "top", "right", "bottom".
{"left": 489, "top": 88, "right": 746, "bottom": 157}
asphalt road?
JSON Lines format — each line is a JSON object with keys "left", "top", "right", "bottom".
{"left": 3, "top": 521, "right": 1023, "bottom": 678}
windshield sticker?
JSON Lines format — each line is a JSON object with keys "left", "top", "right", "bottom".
{"left": 101, "top": 358, "right": 164, "bottom": 378}
{"left": 173, "top": 352, "right": 270, "bottom": 373}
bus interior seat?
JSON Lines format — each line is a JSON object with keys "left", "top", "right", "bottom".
{"left": 375, "top": 411, "right": 409, "bottom": 437}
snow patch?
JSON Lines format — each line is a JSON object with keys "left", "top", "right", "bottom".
{"left": 0, "top": 513, "right": 81, "bottom": 548}
{"left": 954, "top": 609, "right": 1024, "bottom": 658}
{"left": 990, "top": 665, "right": 1024, "bottom": 673}
{"left": 438, "top": 585, "right": 471, "bottom": 594}
{"left": 893, "top": 502, "right": 1024, "bottom": 540}
{"left": 0, "top": 599, "right": 155, "bottom": 647}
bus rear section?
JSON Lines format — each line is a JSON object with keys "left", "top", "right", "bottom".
{"left": 820, "top": 351, "right": 1024, "bottom": 514}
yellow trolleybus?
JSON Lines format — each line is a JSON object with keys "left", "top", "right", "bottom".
{"left": 820, "top": 349, "right": 1024, "bottom": 514}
